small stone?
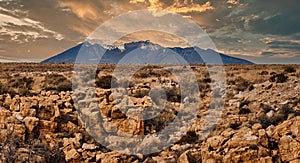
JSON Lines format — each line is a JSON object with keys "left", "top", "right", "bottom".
{"left": 82, "top": 143, "right": 98, "bottom": 150}
{"left": 266, "top": 110, "right": 274, "bottom": 118}
{"left": 178, "top": 151, "right": 190, "bottom": 163}
{"left": 280, "top": 100, "right": 289, "bottom": 105}
{"left": 23, "top": 117, "right": 39, "bottom": 133}
{"left": 62, "top": 144, "right": 81, "bottom": 162}
{"left": 39, "top": 120, "right": 57, "bottom": 132}
{"left": 252, "top": 123, "right": 262, "bottom": 134}
{"left": 259, "top": 156, "right": 273, "bottom": 163}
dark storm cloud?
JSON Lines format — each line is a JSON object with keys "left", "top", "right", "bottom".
{"left": 261, "top": 51, "right": 278, "bottom": 56}
{"left": 236, "top": 0, "right": 300, "bottom": 36}
{"left": 267, "top": 41, "right": 300, "bottom": 51}
{"left": 201, "top": 0, "right": 300, "bottom": 60}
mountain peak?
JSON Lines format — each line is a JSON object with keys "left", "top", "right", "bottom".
{"left": 42, "top": 41, "right": 254, "bottom": 64}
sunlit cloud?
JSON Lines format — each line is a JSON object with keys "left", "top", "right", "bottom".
{"left": 129, "top": 0, "right": 214, "bottom": 13}
{"left": 58, "top": 1, "right": 103, "bottom": 21}
{"left": 165, "top": 1, "right": 214, "bottom": 13}
{"left": 129, "top": 0, "right": 145, "bottom": 4}
{"left": 227, "top": 0, "right": 239, "bottom": 5}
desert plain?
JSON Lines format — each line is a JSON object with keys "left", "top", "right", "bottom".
{"left": 0, "top": 63, "right": 299, "bottom": 162}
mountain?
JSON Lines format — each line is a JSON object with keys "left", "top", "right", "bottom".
{"left": 42, "top": 41, "right": 254, "bottom": 64}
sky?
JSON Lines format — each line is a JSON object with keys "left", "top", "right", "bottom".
{"left": 0, "top": 0, "right": 299, "bottom": 63}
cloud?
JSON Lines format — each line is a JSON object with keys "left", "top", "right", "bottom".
{"left": 165, "top": 1, "right": 214, "bottom": 13}
{"left": 225, "top": 0, "right": 300, "bottom": 36}
{"left": 129, "top": 0, "right": 214, "bottom": 13}
{"left": 57, "top": 1, "right": 104, "bottom": 21}
{"left": 0, "top": 7, "right": 63, "bottom": 43}
{"left": 227, "top": 0, "right": 239, "bottom": 5}
{"left": 129, "top": 0, "right": 146, "bottom": 4}
{"left": 259, "top": 38, "right": 300, "bottom": 57}
{"left": 260, "top": 51, "right": 277, "bottom": 56}
{"left": 116, "top": 30, "right": 190, "bottom": 47}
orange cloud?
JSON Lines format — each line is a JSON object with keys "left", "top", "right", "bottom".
{"left": 129, "top": 0, "right": 214, "bottom": 13}
{"left": 129, "top": 0, "right": 146, "bottom": 4}
{"left": 227, "top": 0, "right": 239, "bottom": 5}
{"left": 148, "top": 0, "right": 164, "bottom": 10}
{"left": 58, "top": 1, "right": 103, "bottom": 21}
{"left": 166, "top": 1, "right": 214, "bottom": 13}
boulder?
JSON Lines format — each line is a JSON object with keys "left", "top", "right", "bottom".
{"left": 23, "top": 117, "right": 39, "bottom": 133}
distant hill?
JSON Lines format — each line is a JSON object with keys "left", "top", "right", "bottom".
{"left": 42, "top": 41, "right": 254, "bottom": 64}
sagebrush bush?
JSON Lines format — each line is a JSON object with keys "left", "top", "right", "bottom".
{"left": 44, "top": 74, "right": 72, "bottom": 91}
{"left": 0, "top": 82, "right": 16, "bottom": 96}
{"left": 260, "top": 71, "right": 269, "bottom": 75}
{"left": 284, "top": 66, "right": 296, "bottom": 73}
{"left": 228, "top": 76, "right": 250, "bottom": 91}
{"left": 269, "top": 73, "right": 288, "bottom": 83}
{"left": 9, "top": 76, "right": 34, "bottom": 89}
{"left": 165, "top": 87, "right": 181, "bottom": 102}
{"left": 258, "top": 105, "right": 298, "bottom": 129}
{"left": 95, "top": 75, "right": 117, "bottom": 89}
{"left": 57, "top": 80, "right": 72, "bottom": 92}
{"left": 178, "top": 131, "right": 198, "bottom": 144}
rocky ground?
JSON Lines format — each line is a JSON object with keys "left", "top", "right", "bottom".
{"left": 0, "top": 63, "right": 299, "bottom": 163}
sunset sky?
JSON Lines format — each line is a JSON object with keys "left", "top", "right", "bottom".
{"left": 0, "top": 0, "right": 299, "bottom": 63}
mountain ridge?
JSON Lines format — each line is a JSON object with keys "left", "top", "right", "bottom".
{"left": 42, "top": 41, "right": 254, "bottom": 64}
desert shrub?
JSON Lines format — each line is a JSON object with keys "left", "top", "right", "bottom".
{"left": 178, "top": 131, "right": 198, "bottom": 144}
{"left": 57, "top": 80, "right": 72, "bottom": 92}
{"left": 9, "top": 76, "right": 34, "bottom": 89}
{"left": 165, "top": 87, "right": 181, "bottom": 102}
{"left": 248, "top": 84, "right": 254, "bottom": 91}
{"left": 229, "top": 122, "right": 242, "bottom": 130}
{"left": 19, "top": 88, "right": 31, "bottom": 96}
{"left": 249, "top": 144, "right": 259, "bottom": 150}
{"left": 278, "top": 105, "right": 296, "bottom": 117}
{"left": 95, "top": 75, "right": 117, "bottom": 89}
{"left": 258, "top": 105, "right": 297, "bottom": 129}
{"left": 260, "top": 71, "right": 269, "bottom": 75}
{"left": 239, "top": 100, "right": 250, "bottom": 109}
{"left": 138, "top": 72, "right": 150, "bottom": 78}
{"left": 0, "top": 129, "right": 20, "bottom": 162}
{"left": 228, "top": 76, "right": 250, "bottom": 91}
{"left": 144, "top": 110, "right": 176, "bottom": 134}
{"left": 269, "top": 73, "right": 288, "bottom": 83}
{"left": 284, "top": 66, "right": 296, "bottom": 73}
{"left": 238, "top": 108, "right": 251, "bottom": 114}
{"left": 0, "top": 82, "right": 16, "bottom": 96}
{"left": 202, "top": 77, "right": 212, "bottom": 83}
{"left": 260, "top": 103, "right": 272, "bottom": 113}
{"left": 258, "top": 114, "right": 285, "bottom": 129}
{"left": 44, "top": 74, "right": 72, "bottom": 91}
